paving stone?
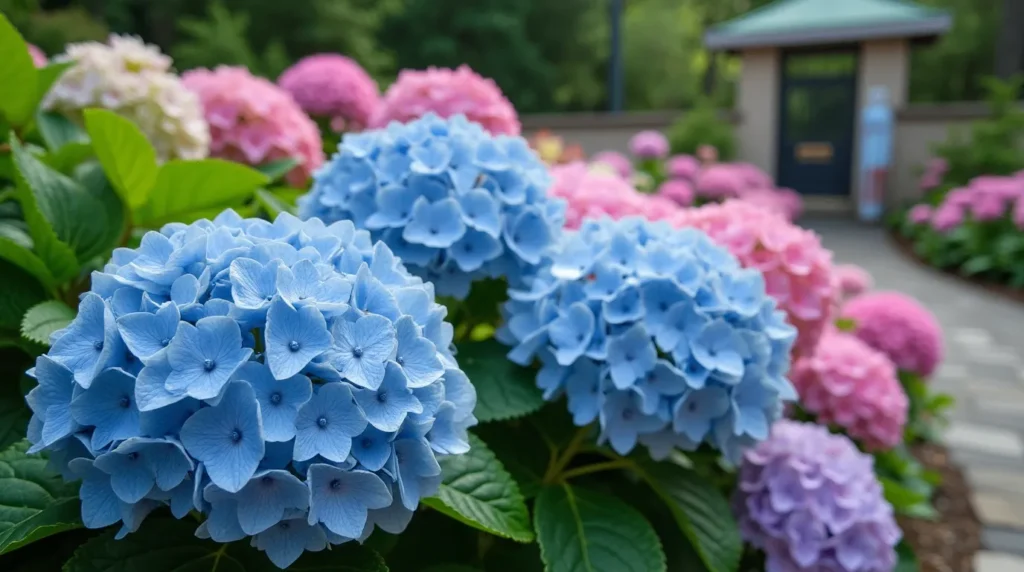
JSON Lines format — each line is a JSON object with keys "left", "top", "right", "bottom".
{"left": 968, "top": 467, "right": 1024, "bottom": 495}
{"left": 971, "top": 492, "right": 1024, "bottom": 529}
{"left": 945, "top": 422, "right": 1024, "bottom": 459}
{"left": 953, "top": 328, "right": 994, "bottom": 347}
{"left": 983, "top": 528, "right": 1024, "bottom": 556}
{"left": 966, "top": 349, "right": 1022, "bottom": 367}
{"left": 956, "top": 378, "right": 1024, "bottom": 403}
{"left": 975, "top": 551, "right": 1024, "bottom": 572}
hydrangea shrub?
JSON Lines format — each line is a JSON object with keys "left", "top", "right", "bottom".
{"left": 299, "top": 113, "right": 566, "bottom": 299}
{"left": 44, "top": 35, "right": 210, "bottom": 161}
{"left": 498, "top": 217, "right": 798, "bottom": 463}
{"left": 278, "top": 54, "right": 381, "bottom": 134}
{"left": 26, "top": 211, "right": 475, "bottom": 568}
{"left": 734, "top": 420, "right": 901, "bottom": 572}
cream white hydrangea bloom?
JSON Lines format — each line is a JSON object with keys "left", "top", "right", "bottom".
{"left": 44, "top": 35, "right": 210, "bottom": 161}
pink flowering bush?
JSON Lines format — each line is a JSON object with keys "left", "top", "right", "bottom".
{"left": 369, "top": 65, "right": 519, "bottom": 135}
{"left": 792, "top": 328, "right": 908, "bottom": 450}
{"left": 657, "top": 179, "right": 694, "bottom": 207}
{"left": 590, "top": 150, "right": 633, "bottom": 179}
{"left": 183, "top": 66, "right": 324, "bottom": 187}
{"left": 841, "top": 292, "right": 943, "bottom": 379}
{"left": 666, "top": 154, "right": 700, "bottom": 180}
{"left": 278, "top": 54, "right": 380, "bottom": 134}
{"left": 628, "top": 130, "right": 669, "bottom": 159}
{"left": 900, "top": 173, "right": 1024, "bottom": 286}
{"left": 548, "top": 162, "right": 680, "bottom": 228}
{"left": 672, "top": 200, "right": 836, "bottom": 356}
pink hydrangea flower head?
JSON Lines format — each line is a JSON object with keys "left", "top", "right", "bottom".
{"left": 930, "top": 203, "right": 964, "bottom": 232}
{"left": 183, "top": 66, "right": 324, "bottom": 187}
{"left": 792, "top": 328, "right": 907, "bottom": 450}
{"left": 277, "top": 53, "right": 380, "bottom": 133}
{"left": 695, "top": 164, "right": 745, "bottom": 200}
{"left": 841, "top": 291, "right": 943, "bottom": 377}
{"left": 908, "top": 204, "right": 933, "bottom": 225}
{"left": 28, "top": 43, "right": 47, "bottom": 67}
{"left": 657, "top": 179, "right": 694, "bottom": 207}
{"left": 549, "top": 162, "right": 676, "bottom": 228}
{"left": 591, "top": 150, "right": 633, "bottom": 179}
{"left": 832, "top": 264, "right": 873, "bottom": 302}
{"left": 697, "top": 144, "right": 718, "bottom": 164}
{"left": 919, "top": 157, "right": 948, "bottom": 191}
{"left": 737, "top": 188, "right": 803, "bottom": 221}
{"left": 628, "top": 130, "right": 669, "bottom": 159}
{"left": 666, "top": 154, "right": 700, "bottom": 181}
{"left": 1014, "top": 198, "right": 1024, "bottom": 230}
{"left": 732, "top": 162, "right": 773, "bottom": 189}
{"left": 673, "top": 200, "right": 836, "bottom": 356}
{"left": 369, "top": 65, "right": 519, "bottom": 135}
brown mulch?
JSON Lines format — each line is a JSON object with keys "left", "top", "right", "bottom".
{"left": 888, "top": 230, "right": 1024, "bottom": 305}
{"left": 897, "top": 443, "right": 983, "bottom": 572}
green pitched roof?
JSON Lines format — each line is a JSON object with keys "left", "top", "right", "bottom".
{"left": 704, "top": 0, "right": 951, "bottom": 51}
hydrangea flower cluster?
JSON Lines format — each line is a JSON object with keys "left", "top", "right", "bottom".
{"left": 908, "top": 174, "right": 1024, "bottom": 232}
{"left": 791, "top": 328, "right": 908, "bottom": 450}
{"left": 832, "top": 263, "right": 873, "bottom": 304}
{"left": 591, "top": 150, "right": 633, "bottom": 179}
{"left": 299, "top": 113, "right": 566, "bottom": 299}
{"left": 549, "top": 162, "right": 680, "bottom": 229}
{"left": 733, "top": 420, "right": 901, "bottom": 572}
{"left": 278, "top": 54, "right": 381, "bottom": 134}
{"left": 919, "top": 157, "right": 948, "bottom": 191}
{"left": 28, "top": 43, "right": 47, "bottom": 67}
{"left": 43, "top": 35, "right": 209, "bottom": 161}
{"left": 497, "top": 217, "right": 798, "bottom": 463}
{"left": 657, "top": 179, "right": 695, "bottom": 207}
{"left": 183, "top": 66, "right": 325, "bottom": 187}
{"left": 841, "top": 291, "right": 943, "bottom": 378}
{"left": 369, "top": 66, "right": 520, "bottom": 136}
{"left": 672, "top": 200, "right": 835, "bottom": 357}
{"left": 628, "top": 130, "right": 669, "bottom": 159}
{"left": 665, "top": 154, "right": 701, "bottom": 181}
{"left": 25, "top": 210, "right": 475, "bottom": 568}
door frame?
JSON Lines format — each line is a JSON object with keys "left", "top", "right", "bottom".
{"left": 775, "top": 46, "right": 860, "bottom": 196}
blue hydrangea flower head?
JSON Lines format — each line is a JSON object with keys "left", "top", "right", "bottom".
{"left": 733, "top": 420, "right": 901, "bottom": 572}
{"left": 497, "top": 217, "right": 796, "bottom": 463}
{"left": 27, "top": 210, "right": 476, "bottom": 568}
{"left": 298, "top": 113, "right": 567, "bottom": 299}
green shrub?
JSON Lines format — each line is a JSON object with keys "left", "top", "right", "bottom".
{"left": 24, "top": 7, "right": 108, "bottom": 55}
{"left": 667, "top": 100, "right": 736, "bottom": 160}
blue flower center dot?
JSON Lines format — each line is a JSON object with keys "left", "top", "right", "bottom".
{"left": 429, "top": 227, "right": 438, "bottom": 235}
{"left": 203, "top": 359, "right": 216, "bottom": 372}
{"left": 160, "top": 338, "right": 170, "bottom": 346}
{"left": 361, "top": 437, "right": 373, "bottom": 449}
{"left": 93, "top": 340, "right": 104, "bottom": 351}
{"left": 622, "top": 408, "right": 635, "bottom": 421}
{"left": 659, "top": 302, "right": 669, "bottom": 311}
{"left": 624, "top": 352, "right": 635, "bottom": 362}
{"left": 119, "top": 395, "right": 131, "bottom": 408}
{"left": 261, "top": 476, "right": 274, "bottom": 485}
{"left": 126, "top": 452, "right": 139, "bottom": 461}
{"left": 279, "top": 522, "right": 291, "bottom": 530}
{"left": 288, "top": 340, "right": 301, "bottom": 352}
{"left": 317, "top": 416, "right": 329, "bottom": 428}
{"left": 230, "top": 429, "right": 243, "bottom": 442}
{"left": 376, "top": 391, "right": 388, "bottom": 404}
{"left": 686, "top": 400, "right": 698, "bottom": 413}
{"left": 396, "top": 356, "right": 405, "bottom": 365}
{"left": 329, "top": 479, "right": 342, "bottom": 491}
{"left": 270, "top": 392, "right": 282, "bottom": 405}
{"left": 352, "top": 347, "right": 363, "bottom": 358}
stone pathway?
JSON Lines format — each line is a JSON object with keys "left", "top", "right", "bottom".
{"left": 804, "top": 217, "right": 1024, "bottom": 572}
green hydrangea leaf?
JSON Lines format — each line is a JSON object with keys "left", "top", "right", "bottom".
{"left": 83, "top": 109, "right": 159, "bottom": 209}
{"left": 133, "top": 159, "right": 269, "bottom": 228}
{"left": 62, "top": 517, "right": 388, "bottom": 571}
{"left": 534, "top": 483, "right": 666, "bottom": 572}
{"left": 0, "top": 378, "right": 30, "bottom": 450}
{"left": 0, "top": 14, "right": 40, "bottom": 127}
{"left": 0, "top": 237, "right": 57, "bottom": 291}
{"left": 633, "top": 461, "right": 741, "bottom": 572}
{"left": 255, "top": 157, "right": 300, "bottom": 183}
{"left": 34, "top": 62, "right": 74, "bottom": 106}
{"left": 0, "top": 440, "right": 83, "bottom": 555}
{"left": 255, "top": 188, "right": 296, "bottom": 218}
{"left": 0, "top": 260, "right": 49, "bottom": 333}
{"left": 423, "top": 434, "right": 534, "bottom": 542}
{"left": 456, "top": 339, "right": 544, "bottom": 423}
{"left": 36, "top": 112, "right": 88, "bottom": 152}
{"left": 21, "top": 300, "right": 75, "bottom": 346}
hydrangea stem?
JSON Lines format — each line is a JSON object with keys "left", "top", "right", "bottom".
{"left": 560, "top": 459, "right": 632, "bottom": 481}
{"left": 542, "top": 425, "right": 592, "bottom": 484}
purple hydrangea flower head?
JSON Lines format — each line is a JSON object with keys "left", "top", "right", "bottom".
{"left": 628, "top": 130, "right": 670, "bottom": 159}
{"left": 497, "top": 217, "right": 797, "bottom": 463}
{"left": 299, "top": 113, "right": 567, "bottom": 299}
{"left": 27, "top": 210, "right": 476, "bottom": 568}
{"left": 733, "top": 420, "right": 901, "bottom": 572}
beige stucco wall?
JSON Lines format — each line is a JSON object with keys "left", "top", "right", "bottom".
{"left": 736, "top": 48, "right": 781, "bottom": 178}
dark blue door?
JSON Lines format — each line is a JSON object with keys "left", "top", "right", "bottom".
{"left": 777, "top": 50, "right": 858, "bottom": 196}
